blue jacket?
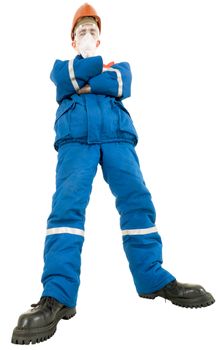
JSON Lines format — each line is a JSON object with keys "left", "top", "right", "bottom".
{"left": 50, "top": 55, "right": 139, "bottom": 150}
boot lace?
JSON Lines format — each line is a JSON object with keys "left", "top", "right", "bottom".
{"left": 31, "top": 296, "right": 55, "bottom": 308}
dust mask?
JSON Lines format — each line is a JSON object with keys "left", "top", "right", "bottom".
{"left": 77, "top": 33, "right": 97, "bottom": 58}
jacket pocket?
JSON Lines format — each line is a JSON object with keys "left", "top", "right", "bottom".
{"left": 54, "top": 99, "right": 76, "bottom": 141}
{"left": 113, "top": 101, "right": 139, "bottom": 142}
{"left": 114, "top": 100, "right": 132, "bottom": 119}
{"left": 55, "top": 99, "right": 76, "bottom": 123}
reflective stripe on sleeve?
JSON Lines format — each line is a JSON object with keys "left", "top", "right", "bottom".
{"left": 46, "top": 227, "right": 84, "bottom": 237}
{"left": 106, "top": 67, "right": 123, "bottom": 98}
{"left": 122, "top": 226, "right": 158, "bottom": 236}
{"left": 68, "top": 59, "right": 80, "bottom": 91}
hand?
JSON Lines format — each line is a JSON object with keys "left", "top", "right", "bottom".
{"left": 78, "top": 84, "right": 91, "bottom": 95}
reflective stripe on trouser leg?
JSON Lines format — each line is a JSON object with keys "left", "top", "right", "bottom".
{"left": 41, "top": 143, "right": 100, "bottom": 307}
{"left": 100, "top": 142, "right": 175, "bottom": 294}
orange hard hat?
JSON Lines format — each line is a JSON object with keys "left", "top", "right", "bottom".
{"left": 71, "top": 3, "right": 101, "bottom": 40}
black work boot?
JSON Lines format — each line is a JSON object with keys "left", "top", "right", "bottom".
{"left": 11, "top": 296, "right": 76, "bottom": 345}
{"left": 139, "top": 280, "right": 215, "bottom": 308}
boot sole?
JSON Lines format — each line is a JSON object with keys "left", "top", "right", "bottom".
{"left": 139, "top": 292, "right": 215, "bottom": 308}
{"left": 11, "top": 307, "right": 76, "bottom": 345}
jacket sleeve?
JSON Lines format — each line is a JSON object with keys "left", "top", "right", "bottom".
{"left": 88, "top": 62, "right": 132, "bottom": 100}
{"left": 50, "top": 55, "right": 103, "bottom": 103}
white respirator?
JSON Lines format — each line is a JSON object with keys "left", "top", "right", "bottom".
{"left": 77, "top": 32, "right": 97, "bottom": 58}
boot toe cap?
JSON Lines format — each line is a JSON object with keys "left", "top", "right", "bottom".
{"left": 17, "top": 310, "right": 44, "bottom": 330}
{"left": 181, "top": 283, "right": 208, "bottom": 297}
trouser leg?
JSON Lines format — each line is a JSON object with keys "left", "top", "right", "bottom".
{"left": 41, "top": 143, "right": 100, "bottom": 307}
{"left": 100, "top": 142, "right": 175, "bottom": 294}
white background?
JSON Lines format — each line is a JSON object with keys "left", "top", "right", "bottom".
{"left": 0, "top": 0, "right": 220, "bottom": 349}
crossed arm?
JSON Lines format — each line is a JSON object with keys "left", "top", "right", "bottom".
{"left": 50, "top": 55, "right": 132, "bottom": 103}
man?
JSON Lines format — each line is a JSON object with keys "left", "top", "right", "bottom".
{"left": 12, "top": 3, "right": 215, "bottom": 345}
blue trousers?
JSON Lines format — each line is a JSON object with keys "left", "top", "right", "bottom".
{"left": 41, "top": 142, "right": 175, "bottom": 307}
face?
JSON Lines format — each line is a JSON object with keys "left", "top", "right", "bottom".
{"left": 72, "top": 23, "right": 100, "bottom": 52}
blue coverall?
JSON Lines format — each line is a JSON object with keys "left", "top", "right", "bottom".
{"left": 41, "top": 55, "right": 175, "bottom": 307}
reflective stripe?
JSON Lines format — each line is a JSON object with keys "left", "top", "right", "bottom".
{"left": 122, "top": 226, "right": 158, "bottom": 236}
{"left": 105, "top": 67, "right": 123, "bottom": 98}
{"left": 46, "top": 227, "right": 84, "bottom": 237}
{"left": 68, "top": 59, "right": 80, "bottom": 91}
